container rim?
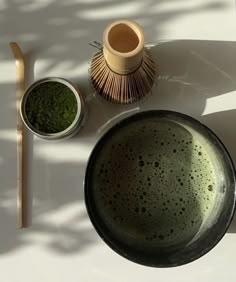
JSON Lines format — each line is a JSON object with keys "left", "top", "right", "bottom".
{"left": 20, "top": 77, "right": 84, "bottom": 139}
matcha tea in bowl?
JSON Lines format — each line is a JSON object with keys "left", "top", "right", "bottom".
{"left": 20, "top": 77, "right": 87, "bottom": 140}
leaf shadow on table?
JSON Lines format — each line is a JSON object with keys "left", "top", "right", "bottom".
{"left": 0, "top": 0, "right": 235, "bottom": 256}
{"left": 29, "top": 157, "right": 99, "bottom": 255}
{"left": 0, "top": 155, "right": 99, "bottom": 255}
{"left": 0, "top": 51, "right": 99, "bottom": 255}
{"left": 2, "top": 42, "right": 236, "bottom": 255}
{"left": 0, "top": 0, "right": 227, "bottom": 67}
{"left": 0, "top": 0, "right": 230, "bottom": 138}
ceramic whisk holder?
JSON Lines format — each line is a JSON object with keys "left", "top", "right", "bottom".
{"left": 89, "top": 19, "right": 157, "bottom": 104}
{"left": 103, "top": 19, "right": 145, "bottom": 75}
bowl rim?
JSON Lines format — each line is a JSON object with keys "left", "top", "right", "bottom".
{"left": 84, "top": 110, "right": 236, "bottom": 267}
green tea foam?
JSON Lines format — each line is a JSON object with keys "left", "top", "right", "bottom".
{"left": 92, "top": 118, "right": 217, "bottom": 247}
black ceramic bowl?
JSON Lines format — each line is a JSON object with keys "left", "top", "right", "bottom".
{"left": 85, "top": 110, "right": 236, "bottom": 267}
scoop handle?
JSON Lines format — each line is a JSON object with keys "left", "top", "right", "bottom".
{"left": 9, "top": 42, "right": 26, "bottom": 229}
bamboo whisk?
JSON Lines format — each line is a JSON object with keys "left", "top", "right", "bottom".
{"left": 90, "top": 19, "right": 157, "bottom": 104}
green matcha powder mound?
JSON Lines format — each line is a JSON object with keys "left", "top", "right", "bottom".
{"left": 25, "top": 82, "right": 77, "bottom": 133}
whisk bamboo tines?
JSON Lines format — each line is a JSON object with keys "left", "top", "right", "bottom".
{"left": 89, "top": 19, "right": 157, "bottom": 104}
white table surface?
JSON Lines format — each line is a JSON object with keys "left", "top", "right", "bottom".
{"left": 1, "top": 0, "right": 236, "bottom": 281}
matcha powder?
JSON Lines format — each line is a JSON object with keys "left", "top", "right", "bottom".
{"left": 25, "top": 81, "right": 78, "bottom": 133}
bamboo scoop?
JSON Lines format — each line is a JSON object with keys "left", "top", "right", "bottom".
{"left": 9, "top": 42, "right": 26, "bottom": 229}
